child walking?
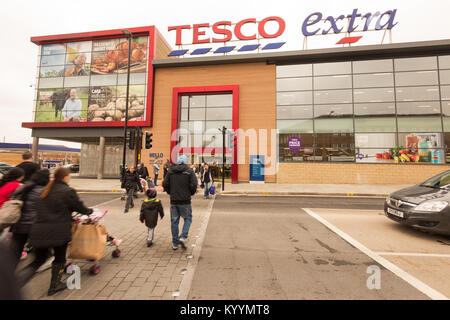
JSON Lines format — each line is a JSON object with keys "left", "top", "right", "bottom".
{"left": 139, "top": 188, "right": 164, "bottom": 247}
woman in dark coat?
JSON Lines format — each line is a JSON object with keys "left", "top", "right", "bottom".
{"left": 10, "top": 169, "right": 50, "bottom": 267}
{"left": 18, "top": 167, "right": 93, "bottom": 296}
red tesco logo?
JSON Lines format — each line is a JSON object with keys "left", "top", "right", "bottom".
{"left": 168, "top": 16, "right": 286, "bottom": 45}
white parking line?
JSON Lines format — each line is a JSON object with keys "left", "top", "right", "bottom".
{"left": 177, "top": 197, "right": 216, "bottom": 300}
{"left": 376, "top": 252, "right": 450, "bottom": 258}
{"left": 302, "top": 208, "right": 449, "bottom": 300}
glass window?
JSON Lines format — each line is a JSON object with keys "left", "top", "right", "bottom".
{"left": 66, "top": 41, "right": 92, "bottom": 53}
{"left": 353, "top": 87, "right": 395, "bottom": 103}
{"left": 442, "top": 102, "right": 450, "bottom": 116}
{"left": 180, "top": 108, "right": 188, "bottom": 121}
{"left": 397, "top": 116, "right": 442, "bottom": 132}
{"left": 276, "top": 64, "right": 312, "bottom": 78}
{"left": 313, "top": 75, "right": 352, "bottom": 90}
{"left": 314, "top": 104, "right": 353, "bottom": 118}
{"left": 90, "top": 74, "right": 117, "bottom": 86}
{"left": 439, "top": 55, "right": 450, "bottom": 69}
{"left": 314, "top": 118, "right": 353, "bottom": 133}
{"left": 38, "top": 77, "right": 64, "bottom": 88}
{"left": 356, "top": 148, "right": 397, "bottom": 163}
{"left": 314, "top": 89, "right": 352, "bottom": 104}
{"left": 353, "top": 59, "right": 393, "bottom": 74}
{"left": 277, "top": 105, "right": 313, "bottom": 119}
{"left": 118, "top": 73, "right": 147, "bottom": 85}
{"left": 277, "top": 120, "right": 313, "bottom": 133}
{"left": 354, "top": 103, "right": 395, "bottom": 116}
{"left": 277, "top": 78, "right": 312, "bottom": 91}
{"left": 355, "top": 117, "right": 396, "bottom": 132}
{"left": 206, "top": 94, "right": 232, "bottom": 107}
{"left": 445, "top": 133, "right": 450, "bottom": 162}
{"left": 355, "top": 133, "right": 396, "bottom": 148}
{"left": 279, "top": 133, "right": 314, "bottom": 162}
{"left": 39, "top": 66, "right": 65, "bottom": 78}
{"left": 40, "top": 55, "right": 66, "bottom": 67}
{"left": 41, "top": 44, "right": 66, "bottom": 55}
{"left": 314, "top": 62, "right": 351, "bottom": 76}
{"left": 441, "top": 85, "right": 450, "bottom": 100}
{"left": 181, "top": 96, "right": 189, "bottom": 108}
{"left": 394, "top": 57, "right": 437, "bottom": 71}
{"left": 63, "top": 76, "right": 90, "bottom": 87}
{"left": 188, "top": 108, "right": 205, "bottom": 121}
{"left": 206, "top": 107, "right": 232, "bottom": 120}
{"left": 395, "top": 71, "right": 438, "bottom": 86}
{"left": 439, "top": 69, "right": 450, "bottom": 85}
{"left": 396, "top": 86, "right": 440, "bottom": 101}
{"left": 444, "top": 118, "right": 450, "bottom": 132}
{"left": 353, "top": 73, "right": 394, "bottom": 88}
{"left": 205, "top": 121, "right": 233, "bottom": 132}
{"left": 314, "top": 133, "right": 355, "bottom": 162}
{"left": 398, "top": 132, "right": 443, "bottom": 148}
{"left": 277, "top": 91, "right": 312, "bottom": 105}
{"left": 396, "top": 101, "right": 441, "bottom": 115}
{"left": 189, "top": 95, "right": 206, "bottom": 108}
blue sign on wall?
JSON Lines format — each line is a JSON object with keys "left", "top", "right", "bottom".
{"left": 250, "top": 155, "right": 264, "bottom": 182}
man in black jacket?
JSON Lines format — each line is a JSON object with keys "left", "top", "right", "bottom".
{"left": 16, "top": 151, "right": 40, "bottom": 183}
{"left": 163, "top": 155, "right": 197, "bottom": 250}
{"left": 123, "top": 166, "right": 142, "bottom": 213}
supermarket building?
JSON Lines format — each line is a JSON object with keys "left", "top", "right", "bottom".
{"left": 22, "top": 12, "right": 450, "bottom": 184}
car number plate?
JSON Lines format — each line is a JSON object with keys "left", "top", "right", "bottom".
{"left": 387, "top": 207, "right": 404, "bottom": 218}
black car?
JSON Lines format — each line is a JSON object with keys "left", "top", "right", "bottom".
{"left": 63, "top": 164, "right": 79, "bottom": 173}
{"left": 0, "top": 162, "right": 14, "bottom": 175}
{"left": 384, "top": 170, "right": 450, "bottom": 235}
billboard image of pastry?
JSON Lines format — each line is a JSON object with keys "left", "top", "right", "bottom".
{"left": 35, "top": 88, "right": 89, "bottom": 122}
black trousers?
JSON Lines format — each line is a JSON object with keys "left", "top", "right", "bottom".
{"left": 29, "top": 244, "right": 68, "bottom": 270}
{"left": 11, "top": 232, "right": 28, "bottom": 267}
{"left": 125, "top": 188, "right": 135, "bottom": 211}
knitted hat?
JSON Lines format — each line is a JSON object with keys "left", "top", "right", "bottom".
{"left": 177, "top": 155, "right": 187, "bottom": 164}
{"left": 146, "top": 188, "right": 157, "bottom": 198}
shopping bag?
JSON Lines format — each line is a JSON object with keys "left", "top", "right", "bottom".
{"left": 68, "top": 224, "right": 107, "bottom": 260}
{"left": 0, "top": 199, "right": 23, "bottom": 230}
{"left": 209, "top": 185, "right": 215, "bottom": 195}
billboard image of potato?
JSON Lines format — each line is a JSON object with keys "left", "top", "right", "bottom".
{"left": 87, "top": 85, "right": 145, "bottom": 122}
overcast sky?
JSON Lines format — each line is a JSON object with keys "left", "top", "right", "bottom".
{"left": 0, "top": 0, "right": 449, "bottom": 148}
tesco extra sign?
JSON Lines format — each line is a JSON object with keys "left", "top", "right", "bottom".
{"left": 168, "top": 17, "right": 286, "bottom": 45}
{"left": 302, "top": 8, "right": 398, "bottom": 36}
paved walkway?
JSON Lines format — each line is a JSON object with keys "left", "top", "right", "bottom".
{"left": 21, "top": 193, "right": 213, "bottom": 300}
{"left": 70, "top": 176, "right": 411, "bottom": 197}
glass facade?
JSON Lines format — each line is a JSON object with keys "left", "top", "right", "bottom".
{"left": 277, "top": 56, "right": 450, "bottom": 164}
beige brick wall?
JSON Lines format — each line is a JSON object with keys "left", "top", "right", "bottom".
{"left": 277, "top": 162, "right": 450, "bottom": 184}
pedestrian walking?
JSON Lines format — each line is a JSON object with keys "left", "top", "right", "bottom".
{"left": 153, "top": 163, "right": 160, "bottom": 185}
{"left": 10, "top": 169, "right": 50, "bottom": 267}
{"left": 123, "top": 166, "right": 142, "bottom": 213}
{"left": 163, "top": 159, "right": 170, "bottom": 180}
{"left": 163, "top": 155, "right": 198, "bottom": 250}
{"left": 137, "top": 163, "right": 149, "bottom": 180}
{"left": 17, "top": 167, "right": 93, "bottom": 296}
{"left": 16, "top": 151, "right": 40, "bottom": 183}
{"left": 139, "top": 188, "right": 164, "bottom": 247}
{"left": 201, "top": 164, "right": 214, "bottom": 199}
{"left": 0, "top": 167, "right": 24, "bottom": 209}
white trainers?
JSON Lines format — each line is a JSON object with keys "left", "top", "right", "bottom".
{"left": 178, "top": 238, "right": 187, "bottom": 249}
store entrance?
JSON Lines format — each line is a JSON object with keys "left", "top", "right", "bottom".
{"left": 189, "top": 152, "right": 232, "bottom": 183}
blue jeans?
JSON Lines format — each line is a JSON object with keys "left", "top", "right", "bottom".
{"left": 170, "top": 204, "right": 192, "bottom": 245}
{"left": 203, "top": 182, "right": 211, "bottom": 198}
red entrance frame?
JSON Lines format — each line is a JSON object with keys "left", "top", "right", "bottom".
{"left": 22, "top": 26, "right": 156, "bottom": 129}
{"left": 171, "top": 85, "right": 239, "bottom": 184}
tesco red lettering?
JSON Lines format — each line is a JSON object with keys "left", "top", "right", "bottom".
{"left": 168, "top": 16, "right": 285, "bottom": 45}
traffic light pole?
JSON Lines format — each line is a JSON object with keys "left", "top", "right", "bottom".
{"left": 121, "top": 30, "right": 132, "bottom": 173}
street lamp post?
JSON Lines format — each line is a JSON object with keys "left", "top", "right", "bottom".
{"left": 121, "top": 29, "right": 133, "bottom": 174}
